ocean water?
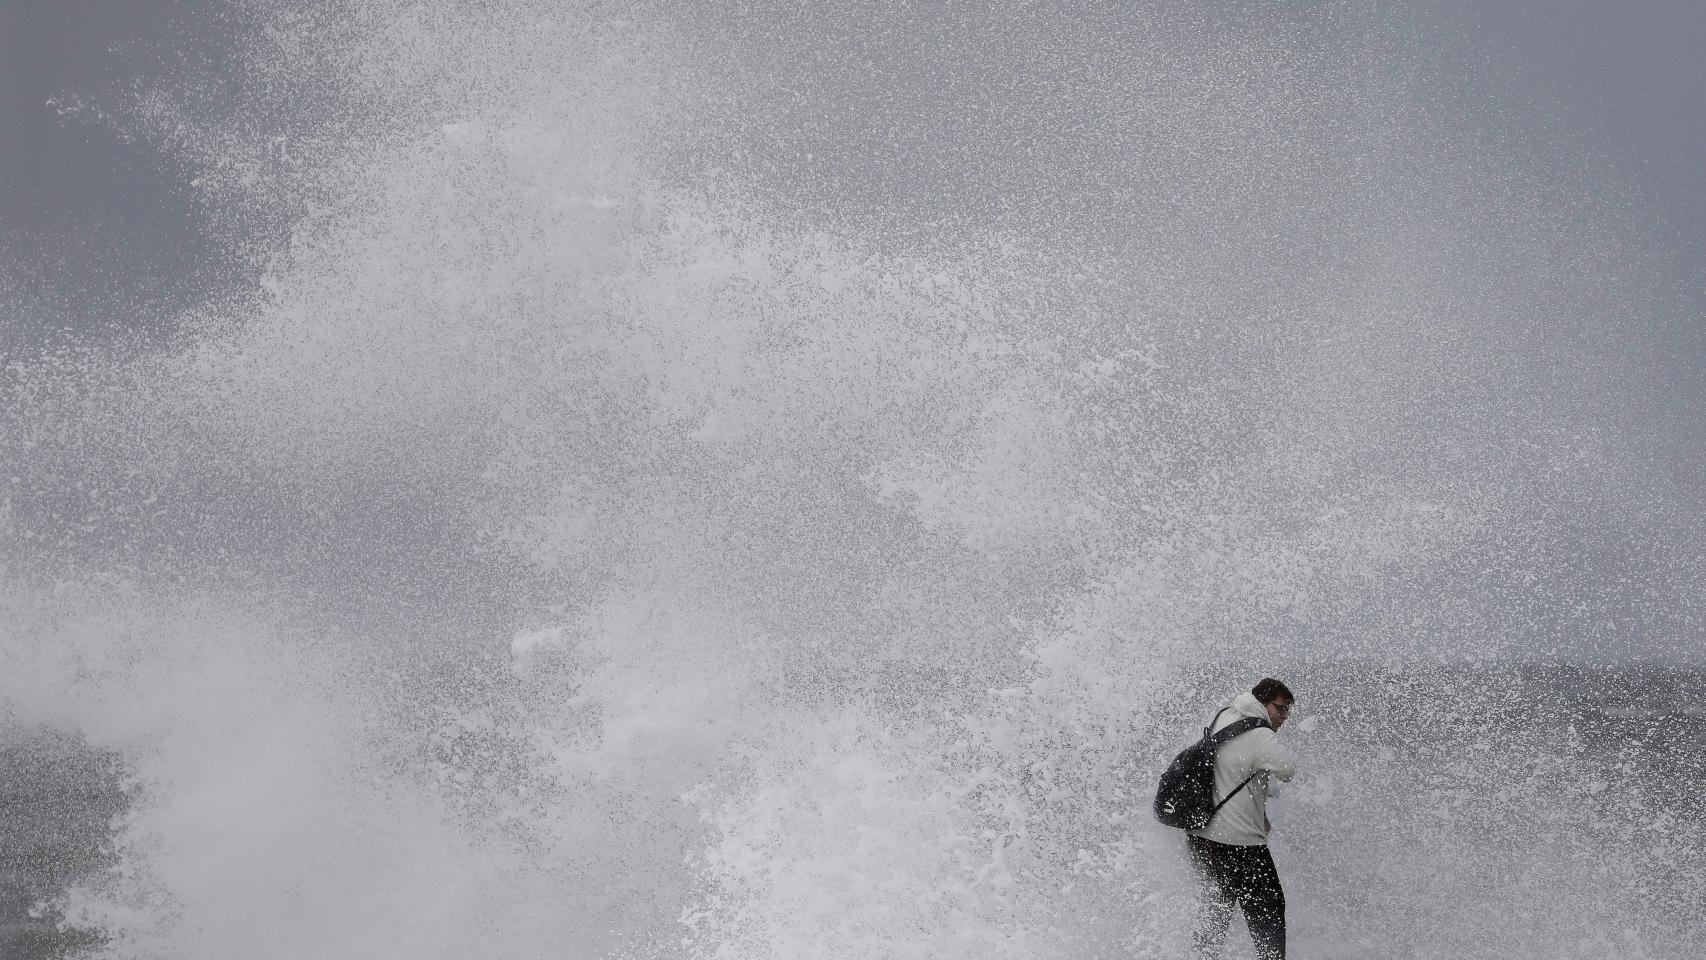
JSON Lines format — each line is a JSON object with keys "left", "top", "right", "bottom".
{"left": 3, "top": 2, "right": 1703, "bottom": 958}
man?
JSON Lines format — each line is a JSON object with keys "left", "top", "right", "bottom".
{"left": 1186, "top": 677, "right": 1297, "bottom": 960}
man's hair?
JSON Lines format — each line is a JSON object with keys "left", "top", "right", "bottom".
{"left": 1251, "top": 677, "right": 1294, "bottom": 705}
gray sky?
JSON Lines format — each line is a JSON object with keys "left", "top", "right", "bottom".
{"left": 4, "top": 0, "right": 1701, "bottom": 395}
{"left": 1, "top": 0, "right": 244, "bottom": 350}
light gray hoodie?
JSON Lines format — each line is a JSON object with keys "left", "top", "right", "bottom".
{"left": 1186, "top": 691, "right": 1298, "bottom": 847}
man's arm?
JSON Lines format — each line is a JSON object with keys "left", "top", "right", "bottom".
{"left": 1254, "top": 730, "right": 1298, "bottom": 782}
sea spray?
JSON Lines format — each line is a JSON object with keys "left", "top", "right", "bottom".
{"left": 3, "top": 1, "right": 1703, "bottom": 958}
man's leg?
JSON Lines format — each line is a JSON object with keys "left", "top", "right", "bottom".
{"left": 1185, "top": 836, "right": 1235, "bottom": 958}
{"left": 1230, "top": 845, "right": 1286, "bottom": 960}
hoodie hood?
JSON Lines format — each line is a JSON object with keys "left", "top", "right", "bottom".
{"left": 1230, "top": 690, "right": 1269, "bottom": 722}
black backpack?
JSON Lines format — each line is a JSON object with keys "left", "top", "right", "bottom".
{"left": 1153, "top": 708, "right": 1271, "bottom": 830}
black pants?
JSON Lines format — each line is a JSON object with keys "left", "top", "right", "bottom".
{"left": 1185, "top": 835, "right": 1285, "bottom": 960}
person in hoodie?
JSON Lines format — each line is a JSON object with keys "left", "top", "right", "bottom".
{"left": 1186, "top": 677, "right": 1298, "bottom": 960}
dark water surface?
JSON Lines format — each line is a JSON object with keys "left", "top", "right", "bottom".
{"left": 0, "top": 731, "right": 120, "bottom": 960}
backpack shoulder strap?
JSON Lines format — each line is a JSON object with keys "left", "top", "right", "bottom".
{"left": 1200, "top": 707, "right": 1230, "bottom": 740}
{"left": 1209, "top": 715, "right": 1269, "bottom": 745}
{"left": 1207, "top": 772, "right": 1261, "bottom": 820}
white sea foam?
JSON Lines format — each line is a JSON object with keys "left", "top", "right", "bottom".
{"left": 3, "top": 1, "right": 1703, "bottom": 958}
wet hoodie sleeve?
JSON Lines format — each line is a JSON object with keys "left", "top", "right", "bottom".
{"left": 1253, "top": 729, "right": 1298, "bottom": 782}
